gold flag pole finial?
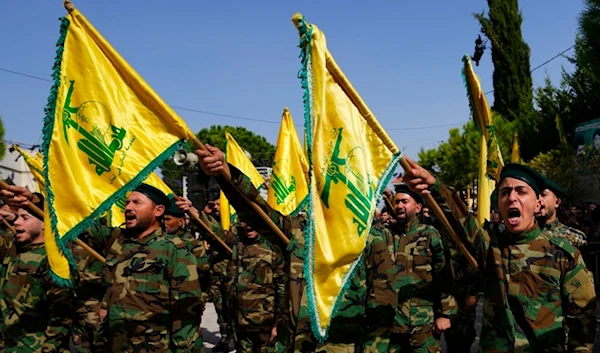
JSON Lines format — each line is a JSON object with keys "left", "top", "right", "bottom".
{"left": 291, "top": 13, "right": 309, "bottom": 36}
{"left": 64, "top": 0, "right": 75, "bottom": 13}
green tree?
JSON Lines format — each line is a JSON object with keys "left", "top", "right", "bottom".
{"left": 522, "top": 76, "right": 572, "bottom": 160}
{"left": 527, "top": 146, "right": 576, "bottom": 193}
{"left": 418, "top": 113, "right": 514, "bottom": 192}
{"left": 160, "top": 126, "right": 275, "bottom": 193}
{"left": 562, "top": 0, "right": 600, "bottom": 131}
{"left": 475, "top": 0, "right": 534, "bottom": 123}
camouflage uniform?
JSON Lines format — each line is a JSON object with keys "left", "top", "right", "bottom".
{"left": 542, "top": 219, "right": 587, "bottom": 248}
{"left": 216, "top": 165, "right": 372, "bottom": 353}
{"left": 229, "top": 234, "right": 285, "bottom": 353}
{"left": 88, "top": 225, "right": 203, "bottom": 352}
{"left": 362, "top": 218, "right": 456, "bottom": 353}
{"left": 176, "top": 229, "right": 212, "bottom": 305}
{"left": 439, "top": 234, "right": 479, "bottom": 353}
{"left": 431, "top": 179, "right": 596, "bottom": 352}
{"left": 0, "top": 236, "right": 74, "bottom": 352}
{"left": 70, "top": 228, "right": 108, "bottom": 352}
{"left": 198, "top": 211, "right": 237, "bottom": 346}
{"left": 432, "top": 207, "right": 480, "bottom": 353}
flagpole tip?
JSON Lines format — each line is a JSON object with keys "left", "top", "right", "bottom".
{"left": 292, "top": 13, "right": 310, "bottom": 36}
{"left": 64, "top": 0, "right": 75, "bottom": 13}
{"left": 291, "top": 13, "right": 303, "bottom": 24}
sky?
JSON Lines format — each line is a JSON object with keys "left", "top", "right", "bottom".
{"left": 0, "top": 1, "right": 584, "bottom": 165}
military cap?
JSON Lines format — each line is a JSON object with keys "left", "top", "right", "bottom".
{"left": 499, "top": 163, "right": 546, "bottom": 196}
{"left": 133, "top": 183, "right": 170, "bottom": 206}
{"left": 394, "top": 183, "right": 423, "bottom": 204}
{"left": 164, "top": 195, "right": 185, "bottom": 217}
{"left": 544, "top": 177, "right": 566, "bottom": 199}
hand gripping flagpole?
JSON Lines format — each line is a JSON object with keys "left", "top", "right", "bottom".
{"left": 291, "top": 13, "right": 477, "bottom": 270}
{"left": 182, "top": 201, "right": 232, "bottom": 254}
{"left": 188, "top": 135, "right": 290, "bottom": 245}
{"left": 62, "top": 0, "right": 287, "bottom": 246}
{"left": 0, "top": 179, "right": 106, "bottom": 264}
{"left": 1, "top": 219, "right": 16, "bottom": 235}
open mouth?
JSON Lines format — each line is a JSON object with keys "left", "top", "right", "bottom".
{"left": 15, "top": 228, "right": 25, "bottom": 235}
{"left": 507, "top": 208, "right": 521, "bottom": 226}
{"left": 125, "top": 213, "right": 136, "bottom": 221}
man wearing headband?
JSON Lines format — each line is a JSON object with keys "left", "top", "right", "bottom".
{"left": 165, "top": 196, "right": 211, "bottom": 308}
{"left": 537, "top": 177, "right": 587, "bottom": 248}
{"left": 0, "top": 191, "right": 74, "bottom": 351}
{"left": 174, "top": 194, "right": 237, "bottom": 353}
{"left": 404, "top": 160, "right": 596, "bottom": 352}
{"left": 225, "top": 221, "right": 284, "bottom": 353}
{"left": 3, "top": 183, "right": 203, "bottom": 352}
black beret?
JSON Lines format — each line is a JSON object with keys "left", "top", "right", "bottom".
{"left": 544, "top": 177, "right": 566, "bottom": 199}
{"left": 164, "top": 195, "right": 185, "bottom": 217}
{"left": 499, "top": 163, "right": 546, "bottom": 196}
{"left": 133, "top": 183, "right": 170, "bottom": 207}
{"left": 394, "top": 183, "right": 423, "bottom": 204}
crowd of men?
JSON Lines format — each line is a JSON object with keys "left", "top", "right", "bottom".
{"left": 0, "top": 144, "right": 597, "bottom": 353}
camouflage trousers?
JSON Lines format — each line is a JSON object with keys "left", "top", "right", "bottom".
{"left": 72, "top": 297, "right": 105, "bottom": 352}
{"left": 361, "top": 327, "right": 391, "bottom": 353}
{"left": 210, "top": 271, "right": 232, "bottom": 334}
{"left": 237, "top": 330, "right": 277, "bottom": 353}
{"left": 388, "top": 331, "right": 440, "bottom": 353}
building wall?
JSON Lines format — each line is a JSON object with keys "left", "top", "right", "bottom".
{"left": 0, "top": 147, "right": 38, "bottom": 192}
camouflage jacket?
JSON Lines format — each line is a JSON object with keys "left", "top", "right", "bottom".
{"left": 365, "top": 218, "right": 456, "bottom": 335}
{"left": 71, "top": 228, "right": 106, "bottom": 302}
{"left": 217, "top": 165, "right": 370, "bottom": 348}
{"left": 542, "top": 219, "right": 587, "bottom": 248}
{"left": 0, "top": 223, "right": 14, "bottom": 239}
{"left": 175, "top": 229, "right": 212, "bottom": 293}
{"left": 229, "top": 234, "right": 285, "bottom": 330}
{"left": 89, "top": 225, "right": 203, "bottom": 352}
{"left": 198, "top": 212, "right": 236, "bottom": 276}
{"left": 0, "top": 238, "right": 74, "bottom": 352}
{"left": 431, "top": 179, "right": 596, "bottom": 352}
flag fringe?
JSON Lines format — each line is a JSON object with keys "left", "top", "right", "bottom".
{"left": 296, "top": 13, "right": 402, "bottom": 341}
{"left": 42, "top": 16, "right": 77, "bottom": 287}
{"left": 289, "top": 194, "right": 309, "bottom": 216}
{"left": 42, "top": 16, "right": 184, "bottom": 286}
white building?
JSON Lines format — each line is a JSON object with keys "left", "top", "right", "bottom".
{"left": 0, "top": 146, "right": 39, "bottom": 192}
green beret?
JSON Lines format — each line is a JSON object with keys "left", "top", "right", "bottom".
{"left": 164, "top": 195, "right": 185, "bottom": 217}
{"left": 133, "top": 183, "right": 170, "bottom": 207}
{"left": 394, "top": 183, "right": 423, "bottom": 204}
{"left": 544, "top": 178, "right": 565, "bottom": 199}
{"left": 499, "top": 163, "right": 546, "bottom": 195}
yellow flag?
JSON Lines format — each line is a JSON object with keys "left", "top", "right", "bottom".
{"left": 511, "top": 132, "right": 521, "bottom": 163}
{"left": 110, "top": 173, "right": 174, "bottom": 227}
{"left": 267, "top": 108, "right": 309, "bottom": 215}
{"left": 42, "top": 5, "right": 192, "bottom": 285}
{"left": 220, "top": 132, "right": 264, "bottom": 230}
{"left": 293, "top": 14, "right": 402, "bottom": 340}
{"left": 462, "top": 55, "right": 504, "bottom": 224}
{"left": 219, "top": 190, "right": 236, "bottom": 230}
{"left": 12, "top": 145, "right": 46, "bottom": 195}
{"left": 224, "top": 132, "right": 266, "bottom": 188}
